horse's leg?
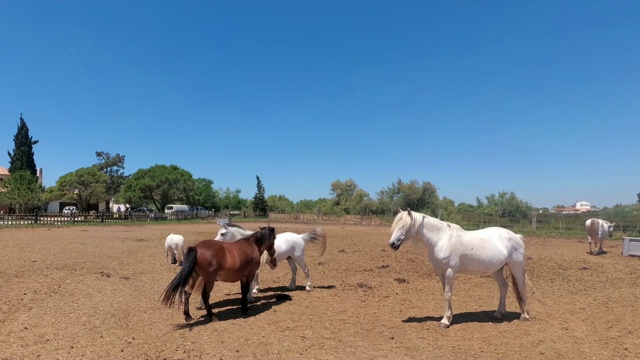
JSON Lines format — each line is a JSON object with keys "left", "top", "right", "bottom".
{"left": 251, "top": 271, "right": 260, "bottom": 295}
{"left": 247, "top": 274, "right": 257, "bottom": 303}
{"left": 588, "top": 237, "right": 594, "bottom": 254}
{"left": 597, "top": 240, "right": 604, "bottom": 255}
{"left": 440, "top": 268, "right": 455, "bottom": 328}
{"left": 293, "top": 256, "right": 312, "bottom": 291}
{"left": 194, "top": 278, "right": 206, "bottom": 310}
{"left": 491, "top": 268, "right": 508, "bottom": 319}
{"left": 240, "top": 279, "right": 252, "bottom": 315}
{"left": 182, "top": 273, "right": 199, "bottom": 322}
{"left": 287, "top": 257, "right": 298, "bottom": 290}
{"left": 201, "top": 280, "right": 217, "bottom": 321}
{"left": 508, "top": 262, "right": 530, "bottom": 321}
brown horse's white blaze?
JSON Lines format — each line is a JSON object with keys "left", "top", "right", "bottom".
{"left": 161, "top": 226, "right": 277, "bottom": 322}
{"left": 585, "top": 218, "right": 615, "bottom": 255}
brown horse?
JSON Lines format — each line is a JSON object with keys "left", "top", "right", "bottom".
{"left": 161, "top": 226, "right": 277, "bottom": 322}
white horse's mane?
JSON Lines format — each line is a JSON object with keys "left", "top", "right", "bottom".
{"left": 225, "top": 223, "right": 249, "bottom": 230}
{"left": 391, "top": 210, "right": 464, "bottom": 235}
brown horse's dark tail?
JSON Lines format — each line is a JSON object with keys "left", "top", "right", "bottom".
{"left": 161, "top": 246, "right": 197, "bottom": 308}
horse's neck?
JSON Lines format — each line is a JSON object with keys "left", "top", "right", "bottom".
{"left": 416, "top": 215, "right": 454, "bottom": 249}
{"left": 232, "top": 228, "right": 253, "bottom": 239}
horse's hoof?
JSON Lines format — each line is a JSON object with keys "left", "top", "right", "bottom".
{"left": 438, "top": 322, "right": 450, "bottom": 329}
{"left": 519, "top": 314, "right": 530, "bottom": 322}
{"left": 492, "top": 311, "right": 505, "bottom": 320}
{"left": 287, "top": 285, "right": 296, "bottom": 291}
{"left": 185, "top": 315, "right": 193, "bottom": 322}
{"left": 207, "top": 315, "right": 218, "bottom": 322}
{"left": 305, "top": 286, "right": 312, "bottom": 292}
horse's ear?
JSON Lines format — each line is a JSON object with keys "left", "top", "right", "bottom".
{"left": 222, "top": 223, "right": 228, "bottom": 229}
{"left": 407, "top": 208, "right": 412, "bottom": 216}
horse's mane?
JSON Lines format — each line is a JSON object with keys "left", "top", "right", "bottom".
{"left": 392, "top": 210, "right": 464, "bottom": 234}
{"left": 226, "top": 223, "right": 248, "bottom": 230}
{"left": 241, "top": 226, "right": 276, "bottom": 252}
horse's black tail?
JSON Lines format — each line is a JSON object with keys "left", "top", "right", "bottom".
{"left": 161, "top": 246, "right": 197, "bottom": 308}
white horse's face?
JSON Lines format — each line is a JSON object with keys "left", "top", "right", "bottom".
{"left": 214, "top": 227, "right": 231, "bottom": 241}
{"left": 607, "top": 223, "right": 615, "bottom": 237}
{"left": 388, "top": 211, "right": 413, "bottom": 251}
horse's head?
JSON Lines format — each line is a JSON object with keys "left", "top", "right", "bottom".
{"left": 214, "top": 224, "right": 229, "bottom": 241}
{"left": 389, "top": 208, "right": 415, "bottom": 251}
{"left": 259, "top": 226, "right": 278, "bottom": 269}
{"left": 608, "top": 222, "right": 616, "bottom": 237}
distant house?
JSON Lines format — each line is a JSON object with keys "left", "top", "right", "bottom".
{"left": 551, "top": 200, "right": 599, "bottom": 214}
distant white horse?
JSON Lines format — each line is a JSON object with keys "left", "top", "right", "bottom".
{"left": 388, "top": 209, "right": 530, "bottom": 328}
{"left": 215, "top": 223, "right": 327, "bottom": 293}
{"left": 585, "top": 218, "right": 615, "bottom": 255}
{"left": 165, "top": 234, "right": 186, "bottom": 266}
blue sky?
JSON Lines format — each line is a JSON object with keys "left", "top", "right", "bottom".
{"left": 1, "top": 1, "right": 638, "bottom": 208}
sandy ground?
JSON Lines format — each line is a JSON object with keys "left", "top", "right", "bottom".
{"left": 1, "top": 221, "right": 639, "bottom": 360}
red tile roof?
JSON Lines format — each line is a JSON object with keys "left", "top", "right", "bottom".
{"left": 0, "top": 167, "right": 9, "bottom": 176}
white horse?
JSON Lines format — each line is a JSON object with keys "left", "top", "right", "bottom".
{"left": 585, "top": 218, "right": 615, "bottom": 255}
{"left": 388, "top": 209, "right": 530, "bottom": 328}
{"left": 215, "top": 223, "right": 327, "bottom": 293}
{"left": 165, "top": 234, "right": 186, "bottom": 266}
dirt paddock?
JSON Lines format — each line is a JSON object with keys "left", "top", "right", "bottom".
{"left": 1, "top": 221, "right": 639, "bottom": 359}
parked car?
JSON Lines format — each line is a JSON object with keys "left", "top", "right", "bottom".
{"left": 171, "top": 209, "right": 195, "bottom": 219}
{"left": 62, "top": 206, "right": 77, "bottom": 216}
{"left": 131, "top": 207, "right": 165, "bottom": 221}
{"left": 191, "top": 206, "right": 210, "bottom": 218}
{"left": 164, "top": 204, "right": 190, "bottom": 214}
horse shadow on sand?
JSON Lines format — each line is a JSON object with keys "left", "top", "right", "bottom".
{"left": 587, "top": 250, "right": 608, "bottom": 256}
{"left": 173, "top": 293, "right": 290, "bottom": 330}
{"left": 403, "top": 310, "right": 522, "bottom": 327}
{"left": 258, "top": 284, "right": 337, "bottom": 293}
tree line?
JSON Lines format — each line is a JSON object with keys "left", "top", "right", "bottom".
{"left": 2, "top": 114, "right": 640, "bottom": 221}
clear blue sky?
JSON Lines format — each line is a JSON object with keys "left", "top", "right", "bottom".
{"left": 1, "top": 1, "right": 638, "bottom": 208}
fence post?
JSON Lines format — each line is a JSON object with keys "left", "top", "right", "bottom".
{"left": 531, "top": 212, "right": 537, "bottom": 232}
{"left": 101, "top": 211, "right": 105, "bottom": 223}
{"left": 34, "top": 209, "right": 39, "bottom": 224}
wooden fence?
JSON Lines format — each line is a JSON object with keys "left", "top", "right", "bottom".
{"left": 0, "top": 211, "right": 212, "bottom": 226}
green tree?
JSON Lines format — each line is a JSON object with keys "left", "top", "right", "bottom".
{"left": 438, "top": 196, "right": 462, "bottom": 222}
{"left": 636, "top": 193, "right": 640, "bottom": 204}
{"left": 376, "top": 179, "right": 440, "bottom": 216}
{"left": 457, "top": 202, "right": 476, "bottom": 212}
{"left": 329, "top": 179, "right": 372, "bottom": 215}
{"left": 117, "top": 164, "right": 196, "bottom": 212}
{"left": 46, "top": 167, "right": 109, "bottom": 212}
{"left": 218, "top": 187, "right": 247, "bottom": 211}
{"left": 295, "top": 198, "right": 327, "bottom": 214}
{"left": 0, "top": 170, "right": 45, "bottom": 213}
{"left": 476, "top": 191, "right": 532, "bottom": 219}
{"left": 267, "top": 194, "right": 295, "bottom": 213}
{"left": 252, "top": 175, "right": 269, "bottom": 216}
{"left": 94, "top": 151, "right": 126, "bottom": 197}
{"left": 8, "top": 114, "right": 39, "bottom": 176}
{"left": 192, "top": 178, "right": 220, "bottom": 212}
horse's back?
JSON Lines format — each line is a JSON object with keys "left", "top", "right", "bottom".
{"left": 165, "top": 233, "right": 185, "bottom": 248}
{"left": 274, "top": 232, "right": 305, "bottom": 258}
{"left": 452, "top": 227, "right": 525, "bottom": 273}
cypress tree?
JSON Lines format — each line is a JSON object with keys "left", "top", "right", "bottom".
{"left": 252, "top": 175, "right": 269, "bottom": 217}
{"left": 8, "top": 114, "right": 39, "bottom": 176}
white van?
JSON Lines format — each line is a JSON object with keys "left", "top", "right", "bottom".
{"left": 164, "top": 204, "right": 190, "bottom": 214}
